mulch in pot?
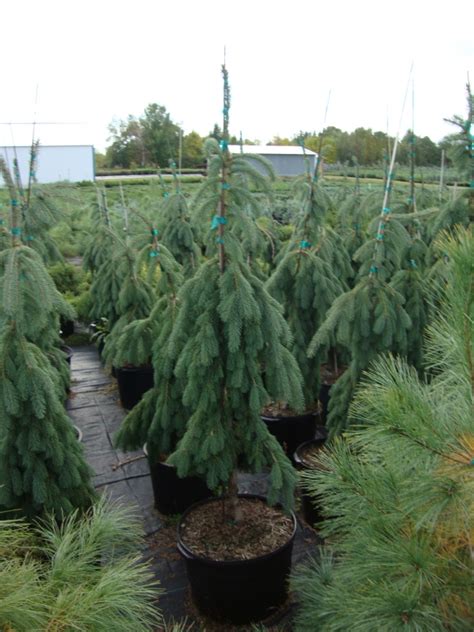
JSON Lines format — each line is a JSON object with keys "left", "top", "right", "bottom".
{"left": 179, "top": 496, "right": 294, "bottom": 562}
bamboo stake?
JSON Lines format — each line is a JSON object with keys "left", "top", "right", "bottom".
{"left": 439, "top": 149, "right": 445, "bottom": 200}
{"left": 370, "top": 64, "right": 413, "bottom": 278}
{"left": 119, "top": 182, "right": 129, "bottom": 242}
{"left": 218, "top": 62, "right": 230, "bottom": 275}
{"left": 314, "top": 90, "right": 331, "bottom": 183}
{"left": 26, "top": 86, "right": 39, "bottom": 209}
{"left": 409, "top": 79, "right": 416, "bottom": 212}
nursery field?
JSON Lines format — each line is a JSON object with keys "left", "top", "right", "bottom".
{"left": 0, "top": 75, "right": 472, "bottom": 631}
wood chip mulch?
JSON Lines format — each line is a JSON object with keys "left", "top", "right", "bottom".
{"left": 262, "top": 402, "right": 320, "bottom": 418}
{"left": 179, "top": 497, "right": 294, "bottom": 561}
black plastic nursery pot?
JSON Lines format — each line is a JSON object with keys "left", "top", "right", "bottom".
{"left": 116, "top": 365, "right": 154, "bottom": 410}
{"left": 177, "top": 494, "right": 297, "bottom": 624}
{"left": 319, "top": 364, "right": 347, "bottom": 424}
{"left": 261, "top": 409, "right": 321, "bottom": 461}
{"left": 293, "top": 435, "right": 327, "bottom": 527}
{"left": 144, "top": 446, "right": 212, "bottom": 515}
{"left": 60, "top": 318, "right": 75, "bottom": 338}
{"left": 318, "top": 383, "right": 331, "bottom": 423}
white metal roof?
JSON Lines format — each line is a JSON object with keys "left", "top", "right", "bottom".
{"left": 229, "top": 144, "right": 317, "bottom": 156}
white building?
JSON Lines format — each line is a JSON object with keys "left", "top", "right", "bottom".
{"left": 0, "top": 145, "right": 95, "bottom": 184}
{"left": 228, "top": 145, "right": 317, "bottom": 177}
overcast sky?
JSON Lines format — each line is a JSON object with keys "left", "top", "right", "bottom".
{"left": 1, "top": 0, "right": 472, "bottom": 152}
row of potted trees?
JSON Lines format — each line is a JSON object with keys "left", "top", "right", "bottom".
{"left": 79, "top": 76, "right": 473, "bottom": 625}
{"left": 0, "top": 152, "right": 173, "bottom": 629}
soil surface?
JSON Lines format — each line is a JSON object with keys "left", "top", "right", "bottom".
{"left": 262, "top": 402, "right": 320, "bottom": 418}
{"left": 179, "top": 497, "right": 295, "bottom": 561}
{"left": 320, "top": 363, "right": 346, "bottom": 385}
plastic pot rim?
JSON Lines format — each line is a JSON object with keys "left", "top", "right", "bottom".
{"left": 260, "top": 409, "right": 320, "bottom": 422}
{"left": 293, "top": 436, "right": 327, "bottom": 469}
{"left": 177, "top": 493, "right": 297, "bottom": 567}
{"left": 143, "top": 443, "right": 175, "bottom": 469}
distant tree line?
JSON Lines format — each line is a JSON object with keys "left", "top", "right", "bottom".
{"left": 99, "top": 103, "right": 454, "bottom": 171}
{"left": 275, "top": 127, "right": 444, "bottom": 167}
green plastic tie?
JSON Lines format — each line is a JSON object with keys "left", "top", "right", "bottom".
{"left": 26, "top": 235, "right": 34, "bottom": 241}
{"left": 162, "top": 191, "right": 169, "bottom": 198}
{"left": 149, "top": 249, "right": 160, "bottom": 258}
{"left": 376, "top": 233, "right": 384, "bottom": 241}
{"left": 409, "top": 259, "right": 417, "bottom": 269}
{"left": 370, "top": 265, "right": 378, "bottom": 274}
{"left": 11, "top": 199, "right": 18, "bottom": 207}
{"left": 299, "top": 240, "right": 312, "bottom": 249}
{"left": 216, "top": 236, "right": 224, "bottom": 244}
{"left": 151, "top": 228, "right": 159, "bottom": 236}
{"left": 221, "top": 182, "right": 231, "bottom": 190}
{"left": 382, "top": 207, "right": 390, "bottom": 215}
{"left": 211, "top": 215, "right": 227, "bottom": 230}
{"left": 11, "top": 227, "right": 21, "bottom": 236}
{"left": 219, "top": 139, "right": 229, "bottom": 150}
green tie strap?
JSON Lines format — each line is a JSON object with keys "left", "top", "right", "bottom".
{"left": 211, "top": 215, "right": 227, "bottom": 230}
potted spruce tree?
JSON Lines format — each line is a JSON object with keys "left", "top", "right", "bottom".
{"left": 308, "top": 133, "right": 414, "bottom": 438}
{"left": 158, "top": 161, "right": 201, "bottom": 275}
{"left": 265, "top": 146, "right": 349, "bottom": 455}
{"left": 114, "top": 268, "right": 213, "bottom": 515}
{"left": 86, "top": 190, "right": 159, "bottom": 408}
{"left": 114, "top": 176, "right": 212, "bottom": 514}
{"left": 85, "top": 188, "right": 125, "bottom": 361}
{"left": 0, "top": 156, "right": 95, "bottom": 518}
{"left": 293, "top": 226, "right": 473, "bottom": 631}
{"left": 163, "top": 66, "right": 304, "bottom": 624}
{"left": 100, "top": 231, "right": 156, "bottom": 409}
{"left": 430, "top": 81, "right": 473, "bottom": 236}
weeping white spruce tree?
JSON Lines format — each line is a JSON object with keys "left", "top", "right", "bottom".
{"left": 114, "top": 190, "right": 191, "bottom": 458}
{"left": 157, "top": 162, "right": 201, "bottom": 276}
{"left": 431, "top": 81, "right": 473, "bottom": 236}
{"left": 0, "top": 156, "right": 95, "bottom": 518}
{"left": 293, "top": 226, "right": 473, "bottom": 631}
{"left": 266, "top": 147, "right": 349, "bottom": 408}
{"left": 164, "top": 65, "right": 304, "bottom": 514}
{"left": 309, "top": 133, "right": 413, "bottom": 437}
